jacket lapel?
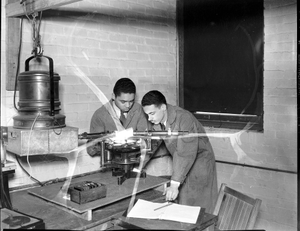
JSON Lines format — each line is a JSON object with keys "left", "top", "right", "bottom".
{"left": 166, "top": 104, "right": 176, "bottom": 130}
{"left": 124, "top": 103, "right": 137, "bottom": 127}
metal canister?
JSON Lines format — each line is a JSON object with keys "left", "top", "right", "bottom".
{"left": 13, "top": 55, "right": 66, "bottom": 129}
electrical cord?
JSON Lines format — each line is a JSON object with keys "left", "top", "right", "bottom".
{"left": 11, "top": 1, "right": 53, "bottom": 188}
{"left": 15, "top": 154, "right": 68, "bottom": 187}
{"left": 15, "top": 156, "right": 43, "bottom": 186}
{"left": 13, "top": 112, "right": 44, "bottom": 186}
{"left": 13, "top": 17, "right": 24, "bottom": 111}
{"left": 11, "top": 112, "right": 43, "bottom": 186}
{"left": 27, "top": 112, "right": 41, "bottom": 176}
{"left": 16, "top": 112, "right": 66, "bottom": 187}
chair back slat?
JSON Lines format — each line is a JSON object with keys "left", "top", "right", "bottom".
{"left": 230, "top": 198, "right": 247, "bottom": 229}
{"left": 218, "top": 195, "right": 234, "bottom": 229}
{"left": 214, "top": 184, "right": 262, "bottom": 230}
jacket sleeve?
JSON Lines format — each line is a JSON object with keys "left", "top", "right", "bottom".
{"left": 87, "top": 110, "right": 105, "bottom": 156}
{"left": 171, "top": 113, "right": 199, "bottom": 183}
{"left": 90, "top": 111, "right": 105, "bottom": 133}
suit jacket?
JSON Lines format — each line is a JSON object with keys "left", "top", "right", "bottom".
{"left": 87, "top": 100, "right": 149, "bottom": 156}
{"left": 90, "top": 100, "right": 149, "bottom": 133}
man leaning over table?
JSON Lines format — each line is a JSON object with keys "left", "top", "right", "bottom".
{"left": 141, "top": 90, "right": 218, "bottom": 217}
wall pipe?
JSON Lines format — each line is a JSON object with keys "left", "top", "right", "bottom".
{"left": 216, "top": 160, "right": 297, "bottom": 174}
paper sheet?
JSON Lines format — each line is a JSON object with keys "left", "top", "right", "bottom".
{"left": 127, "top": 199, "right": 201, "bottom": 224}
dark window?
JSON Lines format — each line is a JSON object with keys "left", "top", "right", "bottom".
{"left": 177, "top": 0, "right": 264, "bottom": 131}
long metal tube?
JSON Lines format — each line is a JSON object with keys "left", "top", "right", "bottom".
{"left": 78, "top": 132, "right": 108, "bottom": 140}
{"left": 133, "top": 131, "right": 189, "bottom": 136}
{"left": 78, "top": 131, "right": 189, "bottom": 140}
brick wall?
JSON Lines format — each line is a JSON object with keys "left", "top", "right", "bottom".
{"left": 1, "top": 0, "right": 177, "bottom": 186}
{"left": 208, "top": 1, "right": 297, "bottom": 230}
{"left": 1, "top": 0, "right": 297, "bottom": 230}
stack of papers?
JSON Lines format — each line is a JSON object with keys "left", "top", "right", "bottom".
{"left": 127, "top": 199, "right": 201, "bottom": 224}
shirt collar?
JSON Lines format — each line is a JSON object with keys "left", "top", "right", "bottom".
{"left": 112, "top": 100, "right": 121, "bottom": 118}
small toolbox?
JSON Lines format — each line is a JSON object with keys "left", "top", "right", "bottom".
{"left": 68, "top": 181, "right": 107, "bottom": 204}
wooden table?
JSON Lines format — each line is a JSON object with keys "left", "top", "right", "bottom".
{"left": 9, "top": 172, "right": 169, "bottom": 230}
{"left": 8, "top": 172, "right": 217, "bottom": 230}
{"left": 27, "top": 171, "right": 168, "bottom": 221}
{"left": 10, "top": 187, "right": 167, "bottom": 230}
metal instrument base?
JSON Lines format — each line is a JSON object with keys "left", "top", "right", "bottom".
{"left": 112, "top": 168, "right": 146, "bottom": 185}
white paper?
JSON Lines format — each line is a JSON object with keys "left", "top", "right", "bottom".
{"left": 127, "top": 199, "right": 201, "bottom": 224}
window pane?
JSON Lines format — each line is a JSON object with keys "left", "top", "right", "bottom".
{"left": 182, "top": 0, "right": 264, "bottom": 117}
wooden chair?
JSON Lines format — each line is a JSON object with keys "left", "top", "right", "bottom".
{"left": 213, "top": 183, "right": 262, "bottom": 230}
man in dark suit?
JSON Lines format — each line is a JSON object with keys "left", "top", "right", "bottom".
{"left": 141, "top": 90, "right": 218, "bottom": 214}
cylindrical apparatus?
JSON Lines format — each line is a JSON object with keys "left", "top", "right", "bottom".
{"left": 13, "top": 55, "right": 65, "bottom": 129}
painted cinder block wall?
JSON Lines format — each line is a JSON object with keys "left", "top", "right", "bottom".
{"left": 1, "top": 1, "right": 297, "bottom": 231}
{"left": 1, "top": 0, "right": 177, "bottom": 184}
{"left": 208, "top": 1, "right": 297, "bottom": 231}
{"left": 210, "top": 1, "right": 297, "bottom": 230}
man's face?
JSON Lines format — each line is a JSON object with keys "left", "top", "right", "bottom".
{"left": 113, "top": 93, "right": 135, "bottom": 112}
{"left": 143, "top": 104, "right": 166, "bottom": 125}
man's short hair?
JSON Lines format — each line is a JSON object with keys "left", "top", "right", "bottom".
{"left": 113, "top": 78, "right": 136, "bottom": 96}
{"left": 141, "top": 90, "right": 167, "bottom": 107}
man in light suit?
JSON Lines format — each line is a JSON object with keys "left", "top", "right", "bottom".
{"left": 87, "top": 78, "right": 148, "bottom": 156}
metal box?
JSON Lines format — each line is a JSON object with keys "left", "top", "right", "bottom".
{"left": 68, "top": 181, "right": 107, "bottom": 204}
{"left": 6, "top": 126, "right": 78, "bottom": 156}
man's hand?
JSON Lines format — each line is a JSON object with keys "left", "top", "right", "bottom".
{"left": 163, "top": 181, "right": 180, "bottom": 201}
{"left": 86, "top": 140, "right": 101, "bottom": 157}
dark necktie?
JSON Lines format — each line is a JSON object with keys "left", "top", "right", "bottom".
{"left": 120, "top": 111, "right": 126, "bottom": 126}
{"left": 160, "top": 123, "right": 166, "bottom": 131}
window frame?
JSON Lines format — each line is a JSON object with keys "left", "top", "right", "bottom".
{"left": 176, "top": 0, "right": 264, "bottom": 131}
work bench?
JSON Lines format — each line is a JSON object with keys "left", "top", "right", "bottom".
{"left": 8, "top": 171, "right": 166, "bottom": 230}
{"left": 9, "top": 186, "right": 163, "bottom": 230}
{"left": 6, "top": 172, "right": 217, "bottom": 230}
